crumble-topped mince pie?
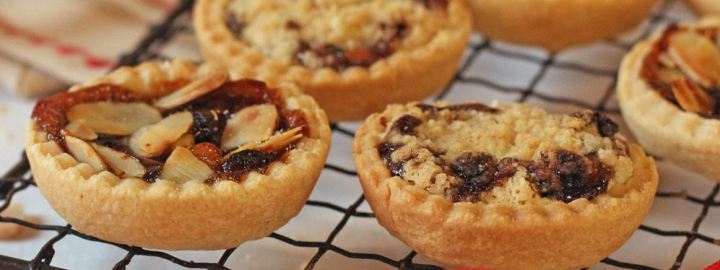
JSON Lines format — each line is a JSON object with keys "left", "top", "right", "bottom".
{"left": 465, "top": 0, "right": 657, "bottom": 51}
{"left": 353, "top": 102, "right": 658, "bottom": 270}
{"left": 193, "top": 0, "right": 472, "bottom": 121}
{"left": 26, "top": 60, "right": 331, "bottom": 250}
{"left": 618, "top": 16, "right": 720, "bottom": 180}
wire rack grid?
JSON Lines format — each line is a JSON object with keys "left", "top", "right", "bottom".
{"left": 0, "top": 0, "right": 719, "bottom": 269}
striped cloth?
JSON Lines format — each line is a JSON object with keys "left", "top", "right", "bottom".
{"left": 0, "top": 0, "right": 177, "bottom": 97}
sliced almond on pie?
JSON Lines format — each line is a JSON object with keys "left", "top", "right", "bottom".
{"left": 173, "top": 133, "right": 195, "bottom": 149}
{"left": 668, "top": 31, "right": 720, "bottom": 88}
{"left": 129, "top": 111, "right": 194, "bottom": 158}
{"left": 671, "top": 77, "right": 714, "bottom": 116}
{"left": 65, "top": 136, "right": 106, "bottom": 172}
{"left": 224, "top": 127, "right": 303, "bottom": 159}
{"left": 160, "top": 146, "right": 214, "bottom": 183}
{"left": 657, "top": 68, "right": 686, "bottom": 85}
{"left": 221, "top": 104, "right": 278, "bottom": 150}
{"left": 67, "top": 102, "right": 162, "bottom": 136}
{"left": 153, "top": 72, "right": 228, "bottom": 110}
{"left": 64, "top": 119, "right": 98, "bottom": 141}
{"left": 91, "top": 143, "right": 145, "bottom": 178}
{"left": 658, "top": 53, "right": 676, "bottom": 69}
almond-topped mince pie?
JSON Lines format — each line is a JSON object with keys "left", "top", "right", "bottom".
{"left": 353, "top": 102, "right": 658, "bottom": 270}
{"left": 618, "top": 17, "right": 720, "bottom": 181}
{"left": 465, "top": 0, "right": 658, "bottom": 51}
{"left": 25, "top": 60, "right": 330, "bottom": 250}
{"left": 193, "top": 0, "right": 472, "bottom": 121}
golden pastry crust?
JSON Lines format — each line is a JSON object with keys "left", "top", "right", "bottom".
{"left": 353, "top": 102, "right": 658, "bottom": 269}
{"left": 686, "top": 0, "right": 720, "bottom": 16}
{"left": 466, "top": 0, "right": 658, "bottom": 51}
{"left": 25, "top": 59, "right": 331, "bottom": 250}
{"left": 193, "top": 0, "right": 472, "bottom": 121}
{"left": 618, "top": 16, "right": 720, "bottom": 181}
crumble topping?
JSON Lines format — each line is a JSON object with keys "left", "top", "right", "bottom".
{"left": 225, "top": 0, "right": 451, "bottom": 70}
{"left": 32, "top": 76, "right": 308, "bottom": 184}
{"left": 641, "top": 24, "right": 720, "bottom": 117}
{"left": 376, "top": 103, "right": 632, "bottom": 204}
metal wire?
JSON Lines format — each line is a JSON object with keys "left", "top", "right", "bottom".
{"left": 1, "top": 0, "right": 718, "bottom": 269}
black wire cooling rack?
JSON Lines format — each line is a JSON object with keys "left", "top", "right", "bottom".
{"left": 1, "top": 0, "right": 719, "bottom": 269}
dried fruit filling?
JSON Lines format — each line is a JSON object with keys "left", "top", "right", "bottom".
{"left": 32, "top": 76, "right": 308, "bottom": 184}
{"left": 641, "top": 25, "right": 720, "bottom": 117}
{"left": 376, "top": 103, "right": 629, "bottom": 203}
{"left": 224, "top": 0, "right": 450, "bottom": 70}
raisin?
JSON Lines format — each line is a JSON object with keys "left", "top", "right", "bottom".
{"left": 191, "top": 142, "right": 223, "bottom": 170}
{"left": 32, "top": 84, "right": 135, "bottom": 143}
{"left": 592, "top": 112, "right": 619, "bottom": 137}
{"left": 446, "top": 103, "right": 499, "bottom": 113}
{"left": 286, "top": 20, "right": 301, "bottom": 30}
{"left": 527, "top": 150, "right": 612, "bottom": 203}
{"left": 222, "top": 150, "right": 279, "bottom": 180}
{"left": 449, "top": 153, "right": 500, "bottom": 201}
{"left": 496, "top": 157, "right": 520, "bottom": 179}
{"left": 225, "top": 11, "right": 245, "bottom": 36}
{"left": 192, "top": 109, "right": 226, "bottom": 144}
{"left": 377, "top": 142, "right": 406, "bottom": 177}
{"left": 373, "top": 41, "right": 395, "bottom": 58}
{"left": 142, "top": 161, "right": 163, "bottom": 182}
{"left": 315, "top": 44, "right": 350, "bottom": 70}
{"left": 391, "top": 115, "right": 422, "bottom": 135}
{"left": 345, "top": 48, "right": 381, "bottom": 67}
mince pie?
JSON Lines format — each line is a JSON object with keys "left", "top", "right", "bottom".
{"left": 25, "top": 59, "right": 331, "bottom": 250}
{"left": 618, "top": 17, "right": 720, "bottom": 181}
{"left": 686, "top": 1, "right": 720, "bottom": 16}
{"left": 193, "top": 0, "right": 472, "bottom": 121}
{"left": 465, "top": 0, "right": 658, "bottom": 51}
{"left": 353, "top": 102, "right": 658, "bottom": 269}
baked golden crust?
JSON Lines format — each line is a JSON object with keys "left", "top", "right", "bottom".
{"left": 466, "top": 0, "right": 658, "bottom": 51}
{"left": 25, "top": 59, "right": 331, "bottom": 250}
{"left": 618, "top": 16, "right": 720, "bottom": 181}
{"left": 193, "top": 0, "right": 472, "bottom": 122}
{"left": 353, "top": 102, "right": 658, "bottom": 269}
{"left": 686, "top": 0, "right": 720, "bottom": 16}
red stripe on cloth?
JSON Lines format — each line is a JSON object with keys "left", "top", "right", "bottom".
{"left": 706, "top": 260, "right": 720, "bottom": 270}
{"left": 0, "top": 15, "right": 114, "bottom": 70}
{"left": 143, "top": 0, "right": 177, "bottom": 12}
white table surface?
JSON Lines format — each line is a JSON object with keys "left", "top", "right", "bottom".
{"left": 0, "top": 1, "right": 719, "bottom": 269}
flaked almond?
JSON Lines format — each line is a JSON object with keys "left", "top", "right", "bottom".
{"left": 67, "top": 102, "right": 162, "bottom": 136}
{"left": 224, "top": 127, "right": 303, "bottom": 159}
{"left": 153, "top": 72, "right": 228, "bottom": 110}
{"left": 672, "top": 77, "right": 714, "bottom": 116}
{"left": 63, "top": 119, "right": 98, "bottom": 141}
{"left": 657, "top": 68, "right": 686, "bottom": 84}
{"left": 173, "top": 133, "right": 195, "bottom": 149}
{"left": 129, "top": 111, "right": 193, "bottom": 158}
{"left": 91, "top": 143, "right": 145, "bottom": 178}
{"left": 65, "top": 136, "right": 106, "bottom": 172}
{"left": 221, "top": 104, "right": 278, "bottom": 150}
{"left": 658, "top": 53, "right": 676, "bottom": 69}
{"left": 160, "top": 146, "right": 214, "bottom": 183}
{"left": 668, "top": 31, "right": 720, "bottom": 88}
